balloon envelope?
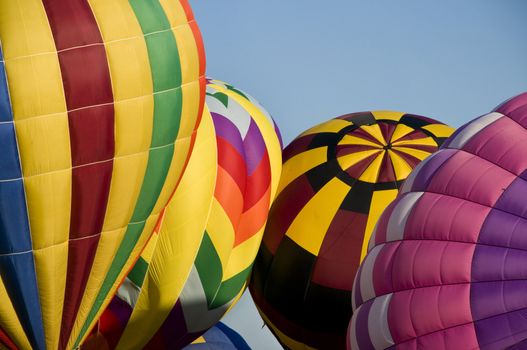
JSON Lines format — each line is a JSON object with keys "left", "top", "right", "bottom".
{"left": 84, "top": 79, "right": 283, "bottom": 349}
{"left": 350, "top": 93, "right": 527, "bottom": 349}
{"left": 0, "top": 1, "right": 205, "bottom": 349}
{"left": 250, "top": 111, "right": 453, "bottom": 349}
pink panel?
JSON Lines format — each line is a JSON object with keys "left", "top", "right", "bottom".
{"left": 372, "top": 242, "right": 400, "bottom": 296}
{"left": 464, "top": 117, "right": 527, "bottom": 176}
{"left": 397, "top": 323, "right": 478, "bottom": 350}
{"left": 388, "top": 284, "right": 472, "bottom": 344}
{"left": 404, "top": 192, "right": 488, "bottom": 243}
{"left": 427, "top": 151, "right": 515, "bottom": 207}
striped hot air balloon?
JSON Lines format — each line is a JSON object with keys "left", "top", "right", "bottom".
{"left": 250, "top": 111, "right": 454, "bottom": 349}
{"left": 350, "top": 94, "right": 527, "bottom": 350}
{"left": 0, "top": 1, "right": 205, "bottom": 349}
{"left": 83, "top": 79, "right": 283, "bottom": 349}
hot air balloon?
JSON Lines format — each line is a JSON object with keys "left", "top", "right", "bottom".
{"left": 349, "top": 92, "right": 527, "bottom": 349}
{"left": 83, "top": 79, "right": 283, "bottom": 349}
{"left": 0, "top": 1, "right": 205, "bottom": 349}
{"left": 250, "top": 112, "right": 454, "bottom": 349}
{"left": 184, "top": 323, "right": 251, "bottom": 350}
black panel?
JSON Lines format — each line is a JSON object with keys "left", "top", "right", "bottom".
{"left": 307, "top": 132, "right": 341, "bottom": 150}
{"left": 263, "top": 236, "right": 317, "bottom": 326}
{"left": 305, "top": 160, "right": 341, "bottom": 193}
{"left": 340, "top": 181, "right": 374, "bottom": 214}
{"left": 304, "top": 281, "right": 352, "bottom": 336}
{"left": 400, "top": 114, "right": 431, "bottom": 129}
{"left": 342, "top": 112, "right": 376, "bottom": 126}
{"left": 251, "top": 243, "right": 274, "bottom": 295}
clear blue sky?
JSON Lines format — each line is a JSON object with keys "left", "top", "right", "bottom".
{"left": 188, "top": 1, "right": 527, "bottom": 348}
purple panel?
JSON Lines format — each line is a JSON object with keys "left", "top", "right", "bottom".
{"left": 471, "top": 281, "right": 527, "bottom": 321}
{"left": 354, "top": 301, "right": 375, "bottom": 350}
{"left": 211, "top": 112, "right": 245, "bottom": 156}
{"left": 478, "top": 209, "right": 527, "bottom": 251}
{"left": 494, "top": 177, "right": 527, "bottom": 218}
{"left": 475, "top": 307, "right": 527, "bottom": 349}
{"left": 494, "top": 92, "right": 527, "bottom": 128}
{"left": 243, "top": 119, "right": 267, "bottom": 175}
{"left": 472, "top": 245, "right": 527, "bottom": 282}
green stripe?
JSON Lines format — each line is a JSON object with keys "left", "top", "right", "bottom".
{"left": 75, "top": 1, "right": 183, "bottom": 345}
{"left": 127, "top": 257, "right": 149, "bottom": 288}
{"left": 210, "top": 265, "right": 252, "bottom": 309}
{"left": 195, "top": 232, "right": 223, "bottom": 305}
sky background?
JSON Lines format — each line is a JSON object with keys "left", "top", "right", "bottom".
{"left": 188, "top": 1, "right": 527, "bottom": 349}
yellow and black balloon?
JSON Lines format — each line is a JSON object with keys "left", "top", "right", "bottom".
{"left": 250, "top": 111, "right": 454, "bottom": 349}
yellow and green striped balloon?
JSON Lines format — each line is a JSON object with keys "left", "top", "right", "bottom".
{"left": 0, "top": 1, "right": 205, "bottom": 349}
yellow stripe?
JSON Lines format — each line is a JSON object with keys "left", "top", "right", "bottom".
{"left": 391, "top": 136, "right": 437, "bottom": 147}
{"left": 139, "top": 230, "right": 160, "bottom": 265}
{"left": 158, "top": 0, "right": 189, "bottom": 28}
{"left": 422, "top": 123, "right": 455, "bottom": 138}
{"left": 277, "top": 147, "right": 327, "bottom": 196}
{"left": 192, "top": 336, "right": 206, "bottom": 344}
{"left": 286, "top": 177, "right": 350, "bottom": 256}
{"left": 371, "top": 110, "right": 404, "bottom": 121}
{"left": 116, "top": 107, "right": 217, "bottom": 350}
{"left": 68, "top": 1, "right": 155, "bottom": 346}
{"left": 361, "top": 189, "right": 398, "bottom": 261}
{"left": 392, "top": 146, "right": 432, "bottom": 161}
{"left": 207, "top": 83, "right": 282, "bottom": 202}
{"left": 339, "top": 134, "right": 383, "bottom": 148}
{"left": 390, "top": 123, "right": 415, "bottom": 142}
{"left": 338, "top": 149, "right": 381, "bottom": 170}
{"left": 170, "top": 38, "right": 201, "bottom": 142}
{"left": 359, "top": 124, "right": 386, "bottom": 145}
{"left": 358, "top": 152, "right": 385, "bottom": 183}
{"left": 223, "top": 228, "right": 264, "bottom": 281}
{"left": 0, "top": 279, "right": 31, "bottom": 350}
{"left": 1, "top": 1, "right": 70, "bottom": 348}
{"left": 388, "top": 150, "right": 413, "bottom": 181}
{"left": 299, "top": 119, "right": 350, "bottom": 137}
{"left": 207, "top": 198, "right": 236, "bottom": 271}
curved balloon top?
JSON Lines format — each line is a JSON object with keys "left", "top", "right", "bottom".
{"left": 250, "top": 111, "right": 454, "bottom": 349}
{"left": 183, "top": 322, "right": 251, "bottom": 350}
{"left": 83, "top": 79, "right": 283, "bottom": 349}
{"left": 350, "top": 92, "right": 527, "bottom": 349}
{"left": 0, "top": 1, "right": 205, "bottom": 349}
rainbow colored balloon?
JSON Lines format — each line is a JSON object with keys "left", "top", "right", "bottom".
{"left": 83, "top": 79, "right": 283, "bottom": 349}
{"left": 250, "top": 112, "right": 453, "bottom": 349}
{"left": 350, "top": 92, "right": 527, "bottom": 349}
{"left": 0, "top": 1, "right": 205, "bottom": 349}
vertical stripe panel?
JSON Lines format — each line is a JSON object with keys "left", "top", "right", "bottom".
{"left": 69, "top": 0, "right": 155, "bottom": 346}
{"left": 75, "top": 0, "right": 188, "bottom": 346}
{"left": 1, "top": 1, "right": 72, "bottom": 348}
{"left": 40, "top": 1, "right": 115, "bottom": 348}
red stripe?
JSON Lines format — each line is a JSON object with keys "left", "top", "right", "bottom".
{"left": 41, "top": 1, "right": 115, "bottom": 348}
{"left": 0, "top": 327, "right": 17, "bottom": 350}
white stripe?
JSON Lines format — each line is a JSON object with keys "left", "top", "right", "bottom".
{"left": 116, "top": 278, "right": 142, "bottom": 309}
{"left": 448, "top": 112, "right": 503, "bottom": 149}
{"left": 349, "top": 308, "right": 361, "bottom": 350}
{"left": 179, "top": 266, "right": 233, "bottom": 333}
{"left": 359, "top": 244, "right": 383, "bottom": 303}
{"left": 368, "top": 293, "right": 394, "bottom": 349}
{"left": 206, "top": 91, "right": 251, "bottom": 138}
{"left": 386, "top": 192, "right": 424, "bottom": 242}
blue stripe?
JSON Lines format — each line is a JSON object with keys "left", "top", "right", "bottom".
{"left": 0, "top": 44, "right": 45, "bottom": 350}
{"left": 216, "top": 322, "right": 251, "bottom": 350}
